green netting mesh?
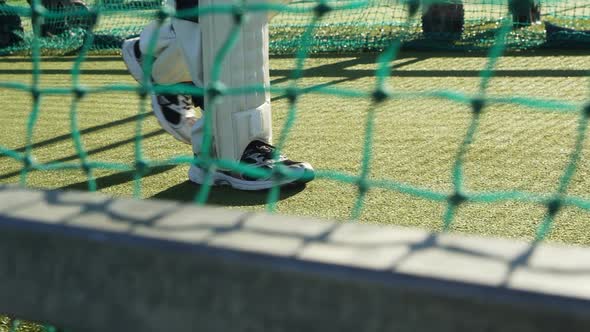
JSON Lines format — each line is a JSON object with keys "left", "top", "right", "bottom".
{"left": 1, "top": 0, "right": 590, "bottom": 55}
{"left": 0, "top": 0, "right": 589, "bottom": 248}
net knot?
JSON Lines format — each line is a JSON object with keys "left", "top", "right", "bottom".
{"left": 314, "top": 3, "right": 332, "bottom": 18}
{"left": 207, "top": 82, "right": 224, "bottom": 100}
{"left": 285, "top": 88, "right": 298, "bottom": 104}
{"left": 232, "top": 5, "right": 245, "bottom": 25}
{"left": 194, "top": 154, "right": 212, "bottom": 169}
{"left": 73, "top": 87, "right": 86, "bottom": 99}
{"left": 22, "top": 155, "right": 34, "bottom": 169}
{"left": 372, "top": 89, "right": 389, "bottom": 104}
{"left": 407, "top": 0, "right": 420, "bottom": 17}
{"left": 81, "top": 162, "right": 91, "bottom": 174}
{"left": 471, "top": 98, "right": 485, "bottom": 115}
{"left": 138, "top": 86, "right": 148, "bottom": 99}
{"left": 135, "top": 160, "right": 149, "bottom": 175}
{"left": 357, "top": 179, "right": 369, "bottom": 195}
{"left": 87, "top": 9, "right": 99, "bottom": 29}
{"left": 272, "top": 165, "right": 288, "bottom": 182}
{"left": 31, "top": 88, "right": 40, "bottom": 102}
{"left": 448, "top": 192, "right": 467, "bottom": 206}
{"left": 547, "top": 198, "right": 562, "bottom": 217}
{"left": 157, "top": 7, "right": 171, "bottom": 23}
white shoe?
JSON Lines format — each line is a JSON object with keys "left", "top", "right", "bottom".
{"left": 122, "top": 37, "right": 197, "bottom": 145}
{"left": 151, "top": 94, "right": 197, "bottom": 145}
{"left": 121, "top": 37, "right": 145, "bottom": 82}
{"left": 189, "top": 140, "right": 315, "bottom": 191}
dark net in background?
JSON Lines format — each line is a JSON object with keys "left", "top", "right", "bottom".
{"left": 0, "top": 0, "right": 589, "bottom": 55}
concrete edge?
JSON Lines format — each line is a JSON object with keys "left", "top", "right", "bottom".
{"left": 1, "top": 185, "right": 589, "bottom": 331}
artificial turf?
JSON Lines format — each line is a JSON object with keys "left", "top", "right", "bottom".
{"left": 0, "top": 50, "right": 589, "bottom": 247}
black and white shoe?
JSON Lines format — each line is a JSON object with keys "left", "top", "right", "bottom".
{"left": 189, "top": 140, "right": 315, "bottom": 191}
{"left": 122, "top": 37, "right": 198, "bottom": 145}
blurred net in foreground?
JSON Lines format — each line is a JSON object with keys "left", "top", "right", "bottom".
{"left": 0, "top": 0, "right": 589, "bottom": 55}
{"left": 1, "top": 2, "right": 589, "bottom": 331}
{"left": 0, "top": 0, "right": 588, "bottom": 244}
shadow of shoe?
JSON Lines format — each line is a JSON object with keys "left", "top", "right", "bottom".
{"left": 151, "top": 180, "right": 307, "bottom": 206}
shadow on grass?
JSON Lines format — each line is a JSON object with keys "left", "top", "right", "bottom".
{"left": 0, "top": 112, "right": 156, "bottom": 162}
{"left": 268, "top": 51, "right": 588, "bottom": 104}
{"left": 59, "top": 164, "right": 177, "bottom": 192}
{"left": 151, "top": 180, "right": 307, "bottom": 206}
{"left": 57, "top": 165, "right": 306, "bottom": 207}
{"left": 270, "top": 52, "right": 589, "bottom": 81}
{"left": 0, "top": 129, "right": 166, "bottom": 181}
{"left": 270, "top": 48, "right": 590, "bottom": 59}
{"left": 0, "top": 56, "right": 122, "bottom": 63}
{"left": 0, "top": 68, "right": 130, "bottom": 75}
{"left": 270, "top": 54, "right": 428, "bottom": 103}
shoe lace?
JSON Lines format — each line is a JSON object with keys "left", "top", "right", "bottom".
{"left": 252, "top": 141, "right": 287, "bottom": 162}
{"left": 177, "top": 95, "right": 194, "bottom": 111}
{"left": 159, "top": 94, "right": 193, "bottom": 113}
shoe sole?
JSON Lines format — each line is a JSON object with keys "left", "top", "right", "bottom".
{"left": 121, "top": 38, "right": 144, "bottom": 83}
{"left": 123, "top": 38, "right": 192, "bottom": 145}
{"left": 188, "top": 164, "right": 311, "bottom": 191}
{"left": 151, "top": 94, "right": 192, "bottom": 145}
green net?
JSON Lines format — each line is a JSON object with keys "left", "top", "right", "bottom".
{"left": 0, "top": 3, "right": 589, "bottom": 329}
{"left": 1, "top": 0, "right": 590, "bottom": 55}
{"left": 0, "top": 0, "right": 589, "bottom": 247}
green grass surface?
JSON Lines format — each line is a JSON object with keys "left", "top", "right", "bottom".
{"left": 0, "top": 50, "right": 589, "bottom": 331}
{"left": 0, "top": 51, "right": 589, "bottom": 247}
{"left": 0, "top": 317, "right": 46, "bottom": 332}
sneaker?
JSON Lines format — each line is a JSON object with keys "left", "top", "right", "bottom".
{"left": 122, "top": 37, "right": 197, "bottom": 145}
{"left": 152, "top": 94, "right": 198, "bottom": 144}
{"left": 121, "top": 37, "right": 145, "bottom": 82}
{"left": 189, "top": 140, "right": 315, "bottom": 191}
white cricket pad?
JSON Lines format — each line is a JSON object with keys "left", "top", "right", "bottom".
{"left": 200, "top": 0, "right": 272, "bottom": 163}
{"left": 172, "top": 18, "right": 204, "bottom": 88}
{"left": 139, "top": 20, "right": 193, "bottom": 84}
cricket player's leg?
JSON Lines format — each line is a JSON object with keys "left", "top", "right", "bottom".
{"left": 121, "top": 18, "right": 200, "bottom": 145}
{"left": 173, "top": 0, "right": 314, "bottom": 190}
